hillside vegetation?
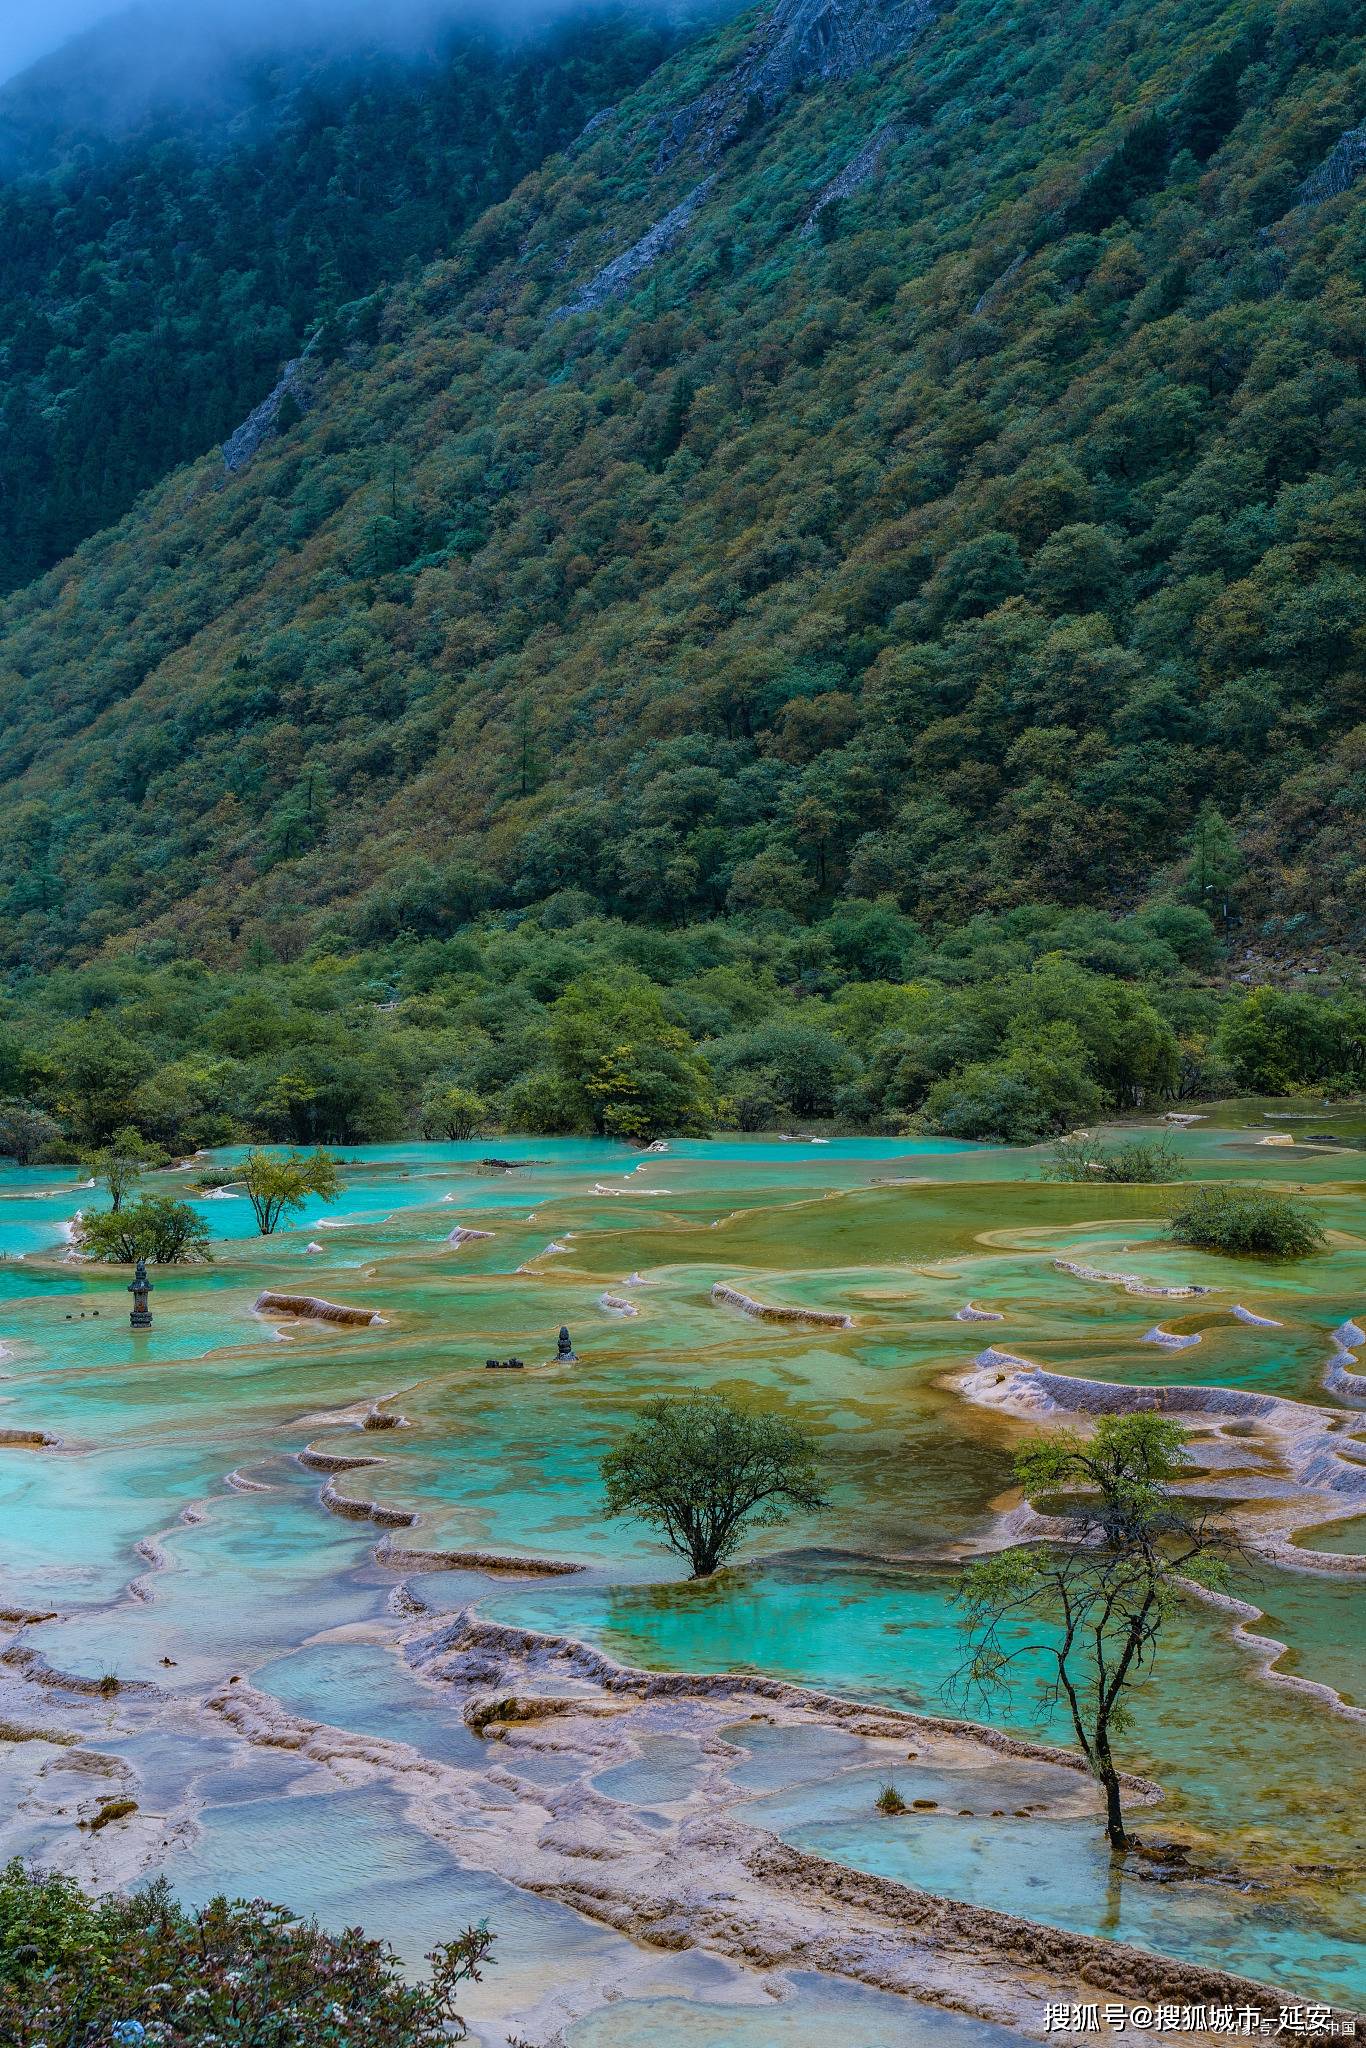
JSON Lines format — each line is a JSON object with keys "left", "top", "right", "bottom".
{"left": 0, "top": 0, "right": 1364, "bottom": 1147}
{"left": 0, "top": 4, "right": 688, "bottom": 591}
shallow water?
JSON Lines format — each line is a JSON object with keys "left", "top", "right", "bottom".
{"left": 1, "top": 1115, "right": 1363, "bottom": 2024}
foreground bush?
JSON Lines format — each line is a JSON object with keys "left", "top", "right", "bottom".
{"left": 0, "top": 1861, "right": 493, "bottom": 2045}
{"left": 1166, "top": 1185, "right": 1326, "bottom": 1258}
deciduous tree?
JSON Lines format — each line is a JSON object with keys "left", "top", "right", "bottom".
{"left": 602, "top": 1392, "right": 827, "bottom": 1577}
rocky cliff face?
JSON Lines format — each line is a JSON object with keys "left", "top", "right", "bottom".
{"left": 551, "top": 178, "right": 716, "bottom": 319}
{"left": 221, "top": 333, "right": 323, "bottom": 474}
{"left": 799, "top": 119, "right": 907, "bottom": 235}
{"left": 1299, "top": 122, "right": 1366, "bottom": 207}
{"left": 658, "top": 0, "right": 934, "bottom": 166}
{"left": 553, "top": 0, "right": 930, "bottom": 320}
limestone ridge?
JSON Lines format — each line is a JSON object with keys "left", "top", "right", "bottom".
{"left": 656, "top": 0, "right": 935, "bottom": 168}
{"left": 1298, "top": 122, "right": 1366, "bottom": 207}
{"left": 549, "top": 178, "right": 717, "bottom": 319}
{"left": 221, "top": 329, "right": 323, "bottom": 475}
{"left": 800, "top": 119, "right": 908, "bottom": 235}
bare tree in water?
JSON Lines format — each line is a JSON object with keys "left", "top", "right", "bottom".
{"left": 953, "top": 1411, "right": 1237, "bottom": 1852}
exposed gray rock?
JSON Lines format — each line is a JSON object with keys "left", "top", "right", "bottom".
{"left": 1297, "top": 122, "right": 1366, "bottom": 207}
{"left": 549, "top": 177, "right": 715, "bottom": 319}
{"left": 958, "top": 1359, "right": 1366, "bottom": 1555}
{"left": 971, "top": 247, "right": 1026, "bottom": 316}
{"left": 573, "top": 103, "right": 617, "bottom": 152}
{"left": 221, "top": 330, "right": 321, "bottom": 474}
{"left": 799, "top": 119, "right": 907, "bottom": 236}
{"left": 659, "top": 0, "right": 935, "bottom": 169}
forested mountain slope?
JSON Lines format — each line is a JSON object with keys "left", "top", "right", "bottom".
{"left": 0, "top": 2, "right": 692, "bottom": 590}
{"left": 0, "top": 0, "right": 1364, "bottom": 1151}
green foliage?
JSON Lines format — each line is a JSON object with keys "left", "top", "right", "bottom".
{"left": 1045, "top": 1134, "right": 1187, "bottom": 1182}
{"left": 0, "top": 0, "right": 1362, "bottom": 970}
{"left": 0, "top": 1099, "right": 60, "bottom": 1165}
{"left": 875, "top": 1782, "right": 909, "bottom": 1815}
{"left": 0, "top": 1859, "right": 494, "bottom": 2044}
{"left": 601, "top": 1391, "right": 828, "bottom": 1576}
{"left": 0, "top": 0, "right": 1362, "bottom": 1140}
{"left": 922, "top": 1041, "right": 1103, "bottom": 1143}
{"left": 0, "top": 11, "right": 682, "bottom": 592}
{"left": 1215, "top": 987, "right": 1366, "bottom": 1094}
{"left": 1166, "top": 1182, "right": 1326, "bottom": 1257}
{"left": 241, "top": 1148, "right": 340, "bottom": 1235}
{"left": 712, "top": 1016, "right": 855, "bottom": 1119}
{"left": 83, "top": 1126, "right": 154, "bottom": 1211}
{"left": 956, "top": 1414, "right": 1235, "bottom": 1849}
{"left": 421, "top": 1084, "right": 489, "bottom": 1140}
{"left": 544, "top": 974, "right": 719, "bottom": 1139}
{"left": 77, "top": 1195, "right": 212, "bottom": 1264}
{"left": 0, "top": 919, "right": 1345, "bottom": 1155}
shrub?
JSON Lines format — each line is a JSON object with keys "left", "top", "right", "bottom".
{"left": 0, "top": 1860, "right": 494, "bottom": 2045}
{"left": 876, "top": 1782, "right": 909, "bottom": 1815}
{"left": 1166, "top": 1185, "right": 1326, "bottom": 1258}
{"left": 86, "top": 1798, "right": 138, "bottom": 1832}
{"left": 1046, "top": 1135, "right": 1187, "bottom": 1183}
{"left": 421, "top": 1084, "right": 488, "bottom": 1141}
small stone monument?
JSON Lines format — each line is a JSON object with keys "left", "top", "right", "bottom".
{"left": 556, "top": 1324, "right": 576, "bottom": 1362}
{"left": 128, "top": 1256, "right": 153, "bottom": 1329}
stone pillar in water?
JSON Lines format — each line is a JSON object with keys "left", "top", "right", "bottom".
{"left": 128, "top": 1256, "right": 153, "bottom": 1329}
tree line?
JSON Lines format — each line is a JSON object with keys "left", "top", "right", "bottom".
{"left": 0, "top": 917, "right": 1360, "bottom": 1158}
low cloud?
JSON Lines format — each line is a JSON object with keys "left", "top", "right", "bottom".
{"left": 0, "top": 0, "right": 678, "bottom": 94}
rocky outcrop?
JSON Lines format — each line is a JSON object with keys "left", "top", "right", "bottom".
{"left": 221, "top": 330, "right": 321, "bottom": 473}
{"left": 1324, "top": 1318, "right": 1366, "bottom": 1401}
{"left": 1298, "top": 123, "right": 1366, "bottom": 207}
{"left": 252, "top": 1291, "right": 381, "bottom": 1327}
{"left": 374, "top": 1539, "right": 583, "bottom": 1576}
{"left": 956, "top": 1358, "right": 1366, "bottom": 1564}
{"left": 971, "top": 248, "right": 1026, "bottom": 316}
{"left": 800, "top": 121, "right": 907, "bottom": 236}
{"left": 711, "top": 1280, "right": 852, "bottom": 1327}
{"left": 318, "top": 1477, "right": 416, "bottom": 1529}
{"left": 1054, "top": 1258, "right": 1211, "bottom": 1300}
{"left": 550, "top": 178, "right": 715, "bottom": 319}
{"left": 658, "top": 0, "right": 935, "bottom": 169}
{"left": 599, "top": 1291, "right": 639, "bottom": 1315}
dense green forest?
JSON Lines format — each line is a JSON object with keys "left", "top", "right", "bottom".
{"left": 0, "top": 5, "right": 688, "bottom": 592}
{"left": 0, "top": 0, "right": 1363, "bottom": 1150}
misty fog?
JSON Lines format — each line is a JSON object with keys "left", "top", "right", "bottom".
{"left": 0, "top": 0, "right": 706, "bottom": 94}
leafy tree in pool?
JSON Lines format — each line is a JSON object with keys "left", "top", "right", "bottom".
{"left": 602, "top": 1392, "right": 828, "bottom": 1577}
{"left": 241, "top": 1148, "right": 340, "bottom": 1235}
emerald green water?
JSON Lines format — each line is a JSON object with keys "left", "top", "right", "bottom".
{"left": 1, "top": 1116, "right": 1363, "bottom": 2029}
